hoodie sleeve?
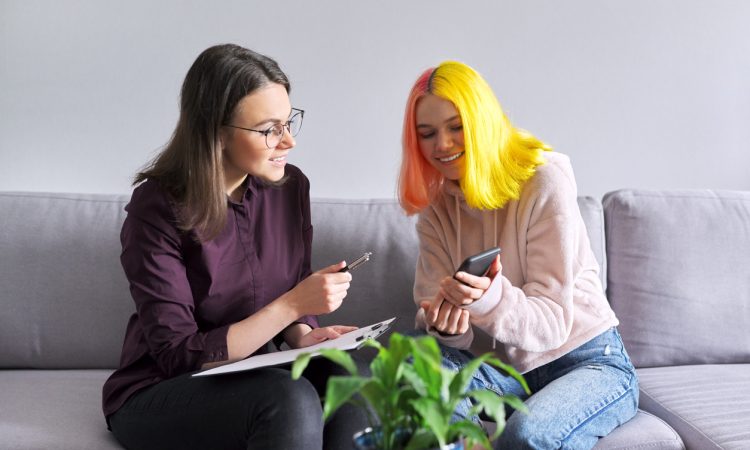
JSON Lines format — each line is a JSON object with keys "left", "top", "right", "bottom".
{"left": 464, "top": 160, "right": 585, "bottom": 352}
{"left": 413, "top": 208, "right": 474, "bottom": 349}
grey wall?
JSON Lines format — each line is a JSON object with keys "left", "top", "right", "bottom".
{"left": 2, "top": 1, "right": 749, "bottom": 200}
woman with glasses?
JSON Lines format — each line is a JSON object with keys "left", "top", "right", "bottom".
{"left": 102, "top": 44, "right": 366, "bottom": 450}
{"left": 398, "top": 61, "right": 639, "bottom": 449}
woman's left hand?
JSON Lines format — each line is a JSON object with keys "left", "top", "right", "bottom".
{"left": 420, "top": 298, "right": 471, "bottom": 335}
{"left": 440, "top": 255, "right": 502, "bottom": 307}
{"left": 294, "top": 325, "right": 358, "bottom": 348}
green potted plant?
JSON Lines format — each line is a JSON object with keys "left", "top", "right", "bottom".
{"left": 292, "top": 332, "right": 530, "bottom": 450}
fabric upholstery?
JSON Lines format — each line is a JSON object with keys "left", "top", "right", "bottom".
{"left": 593, "top": 410, "right": 684, "bottom": 450}
{"left": 637, "top": 364, "right": 750, "bottom": 449}
{"left": 604, "top": 189, "right": 750, "bottom": 368}
{"left": 484, "top": 409, "right": 684, "bottom": 450}
{"left": 0, "top": 193, "right": 132, "bottom": 369}
{"left": 578, "top": 195, "right": 607, "bottom": 290}
{"left": 0, "top": 370, "right": 120, "bottom": 449}
{"left": 311, "top": 199, "right": 419, "bottom": 335}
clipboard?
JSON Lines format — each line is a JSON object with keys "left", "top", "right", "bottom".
{"left": 193, "top": 317, "right": 397, "bottom": 377}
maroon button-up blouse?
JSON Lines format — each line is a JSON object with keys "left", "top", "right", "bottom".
{"left": 102, "top": 164, "right": 318, "bottom": 417}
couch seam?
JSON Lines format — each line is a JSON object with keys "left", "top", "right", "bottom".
{"left": 639, "top": 385, "right": 721, "bottom": 448}
{"left": 0, "top": 193, "right": 128, "bottom": 204}
{"left": 604, "top": 189, "right": 750, "bottom": 203}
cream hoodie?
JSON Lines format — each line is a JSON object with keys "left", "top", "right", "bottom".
{"left": 414, "top": 152, "right": 618, "bottom": 374}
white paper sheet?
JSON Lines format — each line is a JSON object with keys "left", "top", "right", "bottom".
{"left": 192, "top": 317, "right": 396, "bottom": 377}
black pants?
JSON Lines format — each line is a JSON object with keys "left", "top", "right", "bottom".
{"left": 108, "top": 357, "right": 370, "bottom": 450}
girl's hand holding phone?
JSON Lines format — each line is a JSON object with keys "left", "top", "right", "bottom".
{"left": 441, "top": 248, "right": 502, "bottom": 307}
{"left": 421, "top": 249, "right": 503, "bottom": 335}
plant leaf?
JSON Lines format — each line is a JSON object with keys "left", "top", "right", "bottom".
{"left": 404, "top": 428, "right": 438, "bottom": 450}
{"left": 500, "top": 393, "right": 529, "bottom": 415}
{"left": 411, "top": 397, "right": 449, "bottom": 448}
{"left": 359, "top": 378, "right": 389, "bottom": 422}
{"left": 368, "top": 335, "right": 402, "bottom": 389}
{"left": 469, "top": 389, "right": 521, "bottom": 440}
{"left": 369, "top": 348, "right": 386, "bottom": 381}
{"left": 382, "top": 333, "right": 411, "bottom": 388}
{"left": 319, "top": 348, "right": 359, "bottom": 376}
{"left": 440, "top": 367, "right": 456, "bottom": 404}
{"left": 361, "top": 338, "right": 383, "bottom": 351}
{"left": 469, "top": 389, "right": 504, "bottom": 422}
{"left": 401, "top": 363, "right": 427, "bottom": 397}
{"left": 322, "top": 376, "right": 369, "bottom": 421}
{"left": 394, "top": 386, "right": 420, "bottom": 422}
{"left": 448, "top": 420, "right": 491, "bottom": 450}
{"left": 412, "top": 335, "right": 442, "bottom": 365}
{"left": 410, "top": 337, "right": 444, "bottom": 399}
{"left": 448, "top": 353, "right": 489, "bottom": 399}
{"left": 484, "top": 356, "right": 531, "bottom": 394}
{"left": 291, "top": 352, "right": 312, "bottom": 380}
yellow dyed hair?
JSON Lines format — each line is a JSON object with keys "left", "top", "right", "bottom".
{"left": 399, "top": 61, "right": 550, "bottom": 214}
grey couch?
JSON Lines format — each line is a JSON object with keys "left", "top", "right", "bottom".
{"left": 1, "top": 189, "right": 748, "bottom": 449}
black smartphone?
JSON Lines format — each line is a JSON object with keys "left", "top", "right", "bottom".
{"left": 454, "top": 247, "right": 501, "bottom": 278}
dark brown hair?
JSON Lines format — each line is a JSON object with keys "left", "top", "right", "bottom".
{"left": 135, "top": 44, "right": 290, "bottom": 240}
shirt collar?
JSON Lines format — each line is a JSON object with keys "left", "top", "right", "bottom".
{"left": 227, "top": 175, "right": 256, "bottom": 205}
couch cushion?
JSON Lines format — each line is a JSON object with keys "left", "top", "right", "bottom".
{"left": 603, "top": 189, "right": 750, "bottom": 367}
{"left": 0, "top": 369, "right": 120, "bottom": 449}
{"left": 0, "top": 192, "right": 132, "bottom": 369}
{"left": 637, "top": 364, "right": 750, "bottom": 449}
{"left": 593, "top": 409, "right": 684, "bottom": 450}
{"left": 485, "top": 409, "right": 683, "bottom": 450}
{"left": 310, "top": 199, "right": 419, "bottom": 335}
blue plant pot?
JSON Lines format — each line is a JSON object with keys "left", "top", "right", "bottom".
{"left": 352, "top": 427, "right": 464, "bottom": 450}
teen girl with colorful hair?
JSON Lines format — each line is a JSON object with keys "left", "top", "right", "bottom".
{"left": 399, "top": 61, "right": 639, "bottom": 449}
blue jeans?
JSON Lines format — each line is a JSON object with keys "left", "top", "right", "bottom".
{"left": 439, "top": 328, "right": 638, "bottom": 450}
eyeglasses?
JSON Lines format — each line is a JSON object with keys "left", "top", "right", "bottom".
{"left": 225, "top": 108, "right": 304, "bottom": 149}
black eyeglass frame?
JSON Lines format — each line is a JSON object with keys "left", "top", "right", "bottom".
{"left": 224, "top": 108, "right": 305, "bottom": 149}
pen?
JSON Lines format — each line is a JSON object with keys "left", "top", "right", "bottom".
{"left": 339, "top": 252, "right": 372, "bottom": 273}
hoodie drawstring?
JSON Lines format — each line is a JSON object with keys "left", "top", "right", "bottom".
{"left": 492, "top": 209, "right": 498, "bottom": 350}
{"left": 454, "top": 195, "right": 461, "bottom": 266}
{"left": 456, "top": 195, "right": 499, "bottom": 350}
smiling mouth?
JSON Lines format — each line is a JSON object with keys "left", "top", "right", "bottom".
{"left": 436, "top": 152, "right": 464, "bottom": 163}
{"left": 270, "top": 156, "right": 286, "bottom": 162}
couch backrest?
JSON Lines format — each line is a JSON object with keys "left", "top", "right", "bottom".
{"left": 311, "top": 199, "right": 419, "bottom": 334}
{"left": 0, "top": 192, "right": 132, "bottom": 369}
{"left": 0, "top": 192, "right": 606, "bottom": 369}
{"left": 604, "top": 189, "right": 750, "bottom": 368}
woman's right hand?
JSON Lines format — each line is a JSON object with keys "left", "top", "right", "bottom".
{"left": 283, "top": 261, "right": 352, "bottom": 316}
